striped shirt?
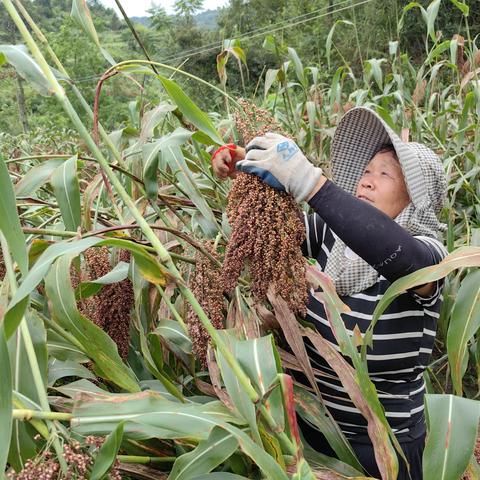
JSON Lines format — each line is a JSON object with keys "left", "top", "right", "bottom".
{"left": 301, "top": 212, "right": 447, "bottom": 441}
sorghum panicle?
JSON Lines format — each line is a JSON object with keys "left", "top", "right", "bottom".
{"left": 186, "top": 243, "right": 224, "bottom": 366}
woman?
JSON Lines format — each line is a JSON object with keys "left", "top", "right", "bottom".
{"left": 211, "top": 107, "right": 447, "bottom": 479}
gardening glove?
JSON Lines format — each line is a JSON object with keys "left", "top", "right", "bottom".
{"left": 236, "top": 132, "right": 323, "bottom": 202}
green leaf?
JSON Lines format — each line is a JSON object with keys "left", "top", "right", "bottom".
{"left": 288, "top": 47, "right": 306, "bottom": 89}
{"left": 191, "top": 475, "right": 248, "bottom": 480}
{"left": 76, "top": 261, "right": 129, "bottom": 299}
{"left": 54, "top": 379, "right": 107, "bottom": 398}
{"left": 423, "top": 394, "right": 480, "bottom": 480}
{"left": 264, "top": 69, "right": 279, "bottom": 99}
{"left": 450, "top": 0, "right": 469, "bottom": 15}
{"left": 0, "top": 155, "right": 28, "bottom": 276}
{"left": 162, "top": 146, "right": 218, "bottom": 236}
{"left": 447, "top": 270, "right": 480, "bottom": 395}
{"left": 0, "top": 327, "right": 12, "bottom": 474}
{"left": 142, "top": 127, "right": 193, "bottom": 199}
{"left": 15, "top": 158, "right": 64, "bottom": 197}
{"left": 365, "top": 247, "right": 480, "bottom": 350}
{"left": 72, "top": 391, "right": 288, "bottom": 479}
{"left": 267, "top": 291, "right": 362, "bottom": 470}
{"left": 91, "top": 422, "right": 125, "bottom": 480}
{"left": 0, "top": 45, "right": 52, "bottom": 96}
{"left": 215, "top": 331, "right": 261, "bottom": 445}
{"left": 157, "top": 75, "right": 223, "bottom": 145}
{"left": 50, "top": 155, "right": 82, "bottom": 231}
{"left": 71, "top": 0, "right": 100, "bottom": 47}
{"left": 4, "top": 237, "right": 103, "bottom": 339}
{"left": 45, "top": 254, "right": 139, "bottom": 392}
{"left": 154, "top": 319, "right": 192, "bottom": 354}
{"left": 48, "top": 358, "right": 95, "bottom": 386}
{"left": 10, "top": 312, "right": 48, "bottom": 405}
{"left": 426, "top": 0, "right": 441, "bottom": 42}
{"left": 325, "top": 20, "right": 353, "bottom": 69}
{"left": 365, "top": 58, "right": 385, "bottom": 90}
{"left": 169, "top": 426, "right": 239, "bottom": 480}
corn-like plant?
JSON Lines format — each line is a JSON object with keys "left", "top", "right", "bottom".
{"left": 1, "top": 0, "right": 480, "bottom": 479}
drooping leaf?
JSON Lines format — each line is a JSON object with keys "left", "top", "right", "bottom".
{"left": 264, "top": 69, "right": 279, "bottom": 99}
{"left": 365, "top": 247, "right": 480, "bottom": 350}
{"left": 15, "top": 158, "right": 64, "bottom": 197}
{"left": 304, "top": 328, "right": 398, "bottom": 480}
{"left": 154, "top": 319, "right": 192, "bottom": 354}
{"left": 423, "top": 394, "right": 480, "bottom": 480}
{"left": 293, "top": 386, "right": 363, "bottom": 473}
{"left": 48, "top": 358, "right": 95, "bottom": 386}
{"left": 75, "top": 261, "right": 130, "bottom": 299}
{"left": 169, "top": 426, "right": 239, "bottom": 480}
{"left": 4, "top": 237, "right": 103, "bottom": 339}
{"left": 0, "top": 45, "right": 52, "bottom": 96}
{"left": 142, "top": 127, "right": 192, "bottom": 199}
{"left": 50, "top": 155, "right": 82, "bottom": 231}
{"left": 157, "top": 75, "right": 223, "bottom": 145}
{"left": 215, "top": 331, "right": 262, "bottom": 445}
{"left": 72, "top": 391, "right": 288, "bottom": 480}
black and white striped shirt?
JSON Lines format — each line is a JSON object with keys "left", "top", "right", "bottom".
{"left": 302, "top": 212, "right": 447, "bottom": 441}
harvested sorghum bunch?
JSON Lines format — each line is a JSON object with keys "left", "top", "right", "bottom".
{"left": 233, "top": 98, "right": 289, "bottom": 144}
{"left": 186, "top": 243, "right": 224, "bottom": 367}
{"left": 77, "top": 247, "right": 133, "bottom": 360}
{"left": 7, "top": 437, "right": 121, "bottom": 480}
{"left": 222, "top": 173, "right": 307, "bottom": 316}
{"left": 224, "top": 100, "right": 308, "bottom": 315}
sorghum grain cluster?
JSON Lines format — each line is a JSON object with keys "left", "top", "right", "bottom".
{"left": 77, "top": 247, "right": 133, "bottom": 359}
{"left": 233, "top": 98, "right": 288, "bottom": 144}
{"left": 222, "top": 173, "right": 307, "bottom": 315}
{"left": 7, "top": 437, "right": 121, "bottom": 480}
{"left": 186, "top": 243, "right": 224, "bottom": 366}
{"left": 225, "top": 100, "right": 307, "bottom": 314}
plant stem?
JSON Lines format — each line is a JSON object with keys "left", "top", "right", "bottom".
{"left": 12, "top": 409, "right": 73, "bottom": 421}
{"left": 117, "top": 455, "right": 175, "bottom": 464}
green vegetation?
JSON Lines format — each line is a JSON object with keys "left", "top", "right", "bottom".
{"left": 1, "top": 0, "right": 480, "bottom": 479}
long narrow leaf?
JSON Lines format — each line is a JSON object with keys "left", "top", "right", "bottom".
{"left": 423, "top": 394, "right": 480, "bottom": 480}
{"left": 0, "top": 155, "right": 28, "bottom": 276}
{"left": 447, "top": 270, "right": 480, "bottom": 395}
{"left": 51, "top": 155, "right": 82, "bottom": 231}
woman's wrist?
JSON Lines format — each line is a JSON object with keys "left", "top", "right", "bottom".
{"left": 306, "top": 175, "right": 328, "bottom": 201}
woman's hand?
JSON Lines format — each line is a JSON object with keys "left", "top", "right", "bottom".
{"left": 236, "top": 132, "right": 323, "bottom": 203}
{"left": 211, "top": 144, "right": 245, "bottom": 180}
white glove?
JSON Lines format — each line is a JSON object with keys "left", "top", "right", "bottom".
{"left": 235, "top": 132, "right": 323, "bottom": 202}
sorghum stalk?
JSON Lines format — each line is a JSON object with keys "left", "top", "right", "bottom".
{"left": 2, "top": 0, "right": 260, "bottom": 409}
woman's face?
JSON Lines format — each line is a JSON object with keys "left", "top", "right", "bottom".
{"left": 355, "top": 150, "right": 411, "bottom": 218}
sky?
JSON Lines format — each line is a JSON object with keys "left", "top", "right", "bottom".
{"left": 99, "top": 0, "right": 229, "bottom": 18}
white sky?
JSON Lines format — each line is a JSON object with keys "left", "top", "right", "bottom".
{"left": 100, "top": 0, "right": 229, "bottom": 17}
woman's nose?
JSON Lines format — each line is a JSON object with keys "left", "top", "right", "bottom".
{"left": 360, "top": 175, "right": 374, "bottom": 190}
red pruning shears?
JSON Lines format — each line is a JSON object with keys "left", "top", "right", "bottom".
{"left": 211, "top": 143, "right": 245, "bottom": 178}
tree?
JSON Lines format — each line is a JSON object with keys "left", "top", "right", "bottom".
{"left": 174, "top": 0, "right": 204, "bottom": 19}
